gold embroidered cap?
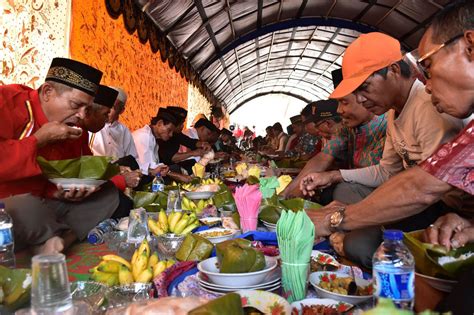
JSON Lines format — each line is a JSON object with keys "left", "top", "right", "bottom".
{"left": 301, "top": 99, "right": 340, "bottom": 124}
{"left": 46, "top": 57, "right": 103, "bottom": 96}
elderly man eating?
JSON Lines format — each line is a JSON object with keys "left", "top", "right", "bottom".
{"left": 0, "top": 58, "right": 119, "bottom": 254}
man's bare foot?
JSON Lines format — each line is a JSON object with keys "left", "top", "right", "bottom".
{"left": 33, "top": 236, "right": 65, "bottom": 255}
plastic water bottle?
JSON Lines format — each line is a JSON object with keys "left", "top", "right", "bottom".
{"left": 0, "top": 202, "right": 15, "bottom": 267}
{"left": 87, "top": 218, "right": 118, "bottom": 245}
{"left": 373, "top": 229, "right": 415, "bottom": 310}
{"left": 151, "top": 173, "right": 164, "bottom": 192}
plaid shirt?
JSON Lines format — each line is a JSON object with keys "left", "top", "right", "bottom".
{"left": 420, "top": 120, "right": 474, "bottom": 195}
{"left": 286, "top": 132, "right": 320, "bottom": 158}
{"left": 322, "top": 114, "right": 387, "bottom": 168}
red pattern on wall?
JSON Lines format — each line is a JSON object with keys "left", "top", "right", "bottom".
{"left": 69, "top": 0, "right": 188, "bottom": 131}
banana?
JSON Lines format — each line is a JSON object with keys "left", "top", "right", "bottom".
{"left": 180, "top": 222, "right": 199, "bottom": 235}
{"left": 91, "top": 270, "right": 119, "bottom": 286}
{"left": 153, "top": 261, "right": 167, "bottom": 278}
{"left": 147, "top": 251, "right": 159, "bottom": 269}
{"left": 136, "top": 268, "right": 153, "bottom": 283}
{"left": 97, "top": 260, "right": 122, "bottom": 273}
{"left": 118, "top": 265, "right": 134, "bottom": 285}
{"left": 148, "top": 218, "right": 165, "bottom": 236}
{"left": 138, "top": 239, "right": 150, "bottom": 259}
{"left": 167, "top": 211, "right": 175, "bottom": 226}
{"left": 131, "top": 250, "right": 138, "bottom": 266}
{"left": 158, "top": 210, "right": 168, "bottom": 231}
{"left": 169, "top": 211, "right": 183, "bottom": 232}
{"left": 166, "top": 259, "right": 175, "bottom": 268}
{"left": 132, "top": 251, "right": 148, "bottom": 281}
{"left": 181, "top": 197, "right": 190, "bottom": 211}
{"left": 102, "top": 255, "right": 132, "bottom": 270}
{"left": 89, "top": 261, "right": 106, "bottom": 273}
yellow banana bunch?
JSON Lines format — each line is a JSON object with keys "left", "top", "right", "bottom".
{"left": 148, "top": 211, "right": 199, "bottom": 236}
{"left": 90, "top": 239, "right": 162, "bottom": 286}
{"left": 181, "top": 197, "right": 214, "bottom": 214}
{"left": 201, "top": 178, "right": 222, "bottom": 185}
{"left": 152, "top": 259, "right": 176, "bottom": 278}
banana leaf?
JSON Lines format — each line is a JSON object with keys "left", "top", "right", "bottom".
{"left": 216, "top": 239, "right": 265, "bottom": 273}
{"left": 213, "top": 185, "right": 235, "bottom": 208}
{"left": 278, "top": 198, "right": 322, "bottom": 211}
{"left": 132, "top": 191, "right": 168, "bottom": 210}
{"left": 0, "top": 266, "right": 31, "bottom": 311}
{"left": 403, "top": 230, "right": 474, "bottom": 279}
{"left": 37, "top": 156, "right": 119, "bottom": 180}
{"left": 189, "top": 292, "right": 244, "bottom": 315}
{"left": 258, "top": 204, "right": 284, "bottom": 224}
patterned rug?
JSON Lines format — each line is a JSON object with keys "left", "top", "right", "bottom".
{"left": 15, "top": 242, "right": 113, "bottom": 281}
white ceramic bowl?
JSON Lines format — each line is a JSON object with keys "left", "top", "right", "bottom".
{"left": 195, "top": 228, "right": 237, "bottom": 244}
{"left": 184, "top": 191, "right": 215, "bottom": 200}
{"left": 309, "top": 271, "right": 373, "bottom": 305}
{"left": 197, "top": 256, "right": 278, "bottom": 287}
{"left": 415, "top": 272, "right": 457, "bottom": 293}
{"left": 49, "top": 178, "right": 106, "bottom": 191}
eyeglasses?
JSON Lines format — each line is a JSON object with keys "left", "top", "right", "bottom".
{"left": 406, "top": 33, "right": 463, "bottom": 80}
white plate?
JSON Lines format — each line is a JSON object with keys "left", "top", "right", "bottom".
{"left": 290, "top": 298, "right": 353, "bottom": 314}
{"left": 197, "top": 267, "right": 281, "bottom": 289}
{"left": 199, "top": 283, "right": 281, "bottom": 296}
{"left": 194, "top": 228, "right": 237, "bottom": 244}
{"left": 184, "top": 191, "right": 215, "bottom": 200}
{"left": 237, "top": 290, "right": 291, "bottom": 314}
{"left": 415, "top": 272, "right": 457, "bottom": 293}
{"left": 198, "top": 217, "right": 222, "bottom": 225}
{"left": 309, "top": 271, "right": 373, "bottom": 305}
{"left": 49, "top": 178, "right": 106, "bottom": 191}
{"left": 199, "top": 279, "right": 281, "bottom": 292}
{"left": 197, "top": 256, "right": 278, "bottom": 287}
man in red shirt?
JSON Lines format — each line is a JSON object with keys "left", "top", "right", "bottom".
{"left": 0, "top": 58, "right": 119, "bottom": 254}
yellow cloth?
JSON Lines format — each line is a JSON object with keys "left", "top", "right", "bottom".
{"left": 248, "top": 166, "right": 261, "bottom": 178}
{"left": 275, "top": 175, "right": 292, "bottom": 194}
{"left": 192, "top": 163, "right": 205, "bottom": 178}
{"left": 235, "top": 162, "right": 247, "bottom": 175}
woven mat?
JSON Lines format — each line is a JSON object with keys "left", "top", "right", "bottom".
{"left": 15, "top": 242, "right": 114, "bottom": 282}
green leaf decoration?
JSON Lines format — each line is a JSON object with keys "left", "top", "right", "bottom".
{"left": 37, "top": 156, "right": 119, "bottom": 180}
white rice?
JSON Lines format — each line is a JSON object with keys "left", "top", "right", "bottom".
{"left": 438, "top": 251, "right": 474, "bottom": 265}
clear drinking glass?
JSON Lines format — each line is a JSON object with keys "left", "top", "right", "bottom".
{"left": 166, "top": 190, "right": 181, "bottom": 213}
{"left": 240, "top": 217, "right": 258, "bottom": 233}
{"left": 127, "top": 208, "right": 149, "bottom": 244}
{"left": 31, "top": 254, "right": 73, "bottom": 314}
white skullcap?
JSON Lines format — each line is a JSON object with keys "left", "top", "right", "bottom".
{"left": 110, "top": 86, "right": 127, "bottom": 104}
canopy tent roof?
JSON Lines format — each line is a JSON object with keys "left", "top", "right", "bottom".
{"left": 136, "top": 0, "right": 453, "bottom": 113}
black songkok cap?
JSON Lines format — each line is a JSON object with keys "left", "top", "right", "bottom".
{"left": 195, "top": 118, "right": 220, "bottom": 133}
{"left": 290, "top": 115, "right": 302, "bottom": 124}
{"left": 167, "top": 106, "right": 187, "bottom": 122}
{"left": 301, "top": 99, "right": 340, "bottom": 124}
{"left": 155, "top": 107, "right": 178, "bottom": 125}
{"left": 221, "top": 128, "right": 233, "bottom": 136}
{"left": 331, "top": 68, "right": 343, "bottom": 89}
{"left": 93, "top": 85, "right": 118, "bottom": 108}
{"left": 45, "top": 57, "right": 103, "bottom": 96}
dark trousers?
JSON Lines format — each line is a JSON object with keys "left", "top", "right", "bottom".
{"left": 343, "top": 201, "right": 452, "bottom": 269}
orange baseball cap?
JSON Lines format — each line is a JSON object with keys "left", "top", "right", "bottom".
{"left": 329, "top": 32, "right": 402, "bottom": 99}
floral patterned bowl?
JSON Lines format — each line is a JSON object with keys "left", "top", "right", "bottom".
{"left": 236, "top": 290, "right": 292, "bottom": 315}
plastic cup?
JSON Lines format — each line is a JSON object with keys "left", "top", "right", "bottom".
{"left": 281, "top": 261, "right": 310, "bottom": 303}
{"left": 166, "top": 190, "right": 181, "bottom": 213}
{"left": 240, "top": 217, "right": 258, "bottom": 233}
{"left": 31, "top": 254, "right": 73, "bottom": 314}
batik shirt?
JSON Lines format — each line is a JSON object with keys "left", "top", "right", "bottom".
{"left": 322, "top": 114, "right": 388, "bottom": 169}
{"left": 286, "top": 133, "right": 320, "bottom": 158}
{"left": 420, "top": 120, "right": 474, "bottom": 195}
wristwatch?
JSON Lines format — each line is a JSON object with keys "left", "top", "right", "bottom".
{"left": 329, "top": 207, "right": 346, "bottom": 231}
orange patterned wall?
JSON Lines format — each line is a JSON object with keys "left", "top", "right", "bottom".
{"left": 69, "top": 0, "right": 188, "bottom": 131}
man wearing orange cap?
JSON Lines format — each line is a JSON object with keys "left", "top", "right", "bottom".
{"left": 303, "top": 32, "right": 468, "bottom": 268}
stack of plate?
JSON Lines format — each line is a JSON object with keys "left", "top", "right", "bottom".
{"left": 261, "top": 220, "right": 277, "bottom": 232}
{"left": 197, "top": 268, "right": 281, "bottom": 295}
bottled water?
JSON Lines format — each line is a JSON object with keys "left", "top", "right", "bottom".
{"left": 373, "top": 229, "right": 415, "bottom": 310}
{"left": 87, "top": 218, "right": 118, "bottom": 244}
{"left": 151, "top": 173, "right": 164, "bottom": 192}
{"left": 0, "top": 202, "right": 15, "bottom": 267}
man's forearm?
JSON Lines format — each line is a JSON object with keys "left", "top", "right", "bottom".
{"left": 171, "top": 152, "right": 195, "bottom": 163}
{"left": 341, "top": 166, "right": 452, "bottom": 230}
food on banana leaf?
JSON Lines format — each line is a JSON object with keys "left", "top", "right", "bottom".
{"left": 216, "top": 239, "right": 265, "bottom": 273}
{"left": 189, "top": 292, "right": 244, "bottom": 315}
{"left": 258, "top": 205, "right": 284, "bottom": 224}
{"left": 404, "top": 230, "right": 474, "bottom": 278}
{"left": 0, "top": 266, "right": 32, "bottom": 311}
{"left": 176, "top": 234, "right": 214, "bottom": 262}
{"left": 37, "top": 156, "right": 119, "bottom": 180}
